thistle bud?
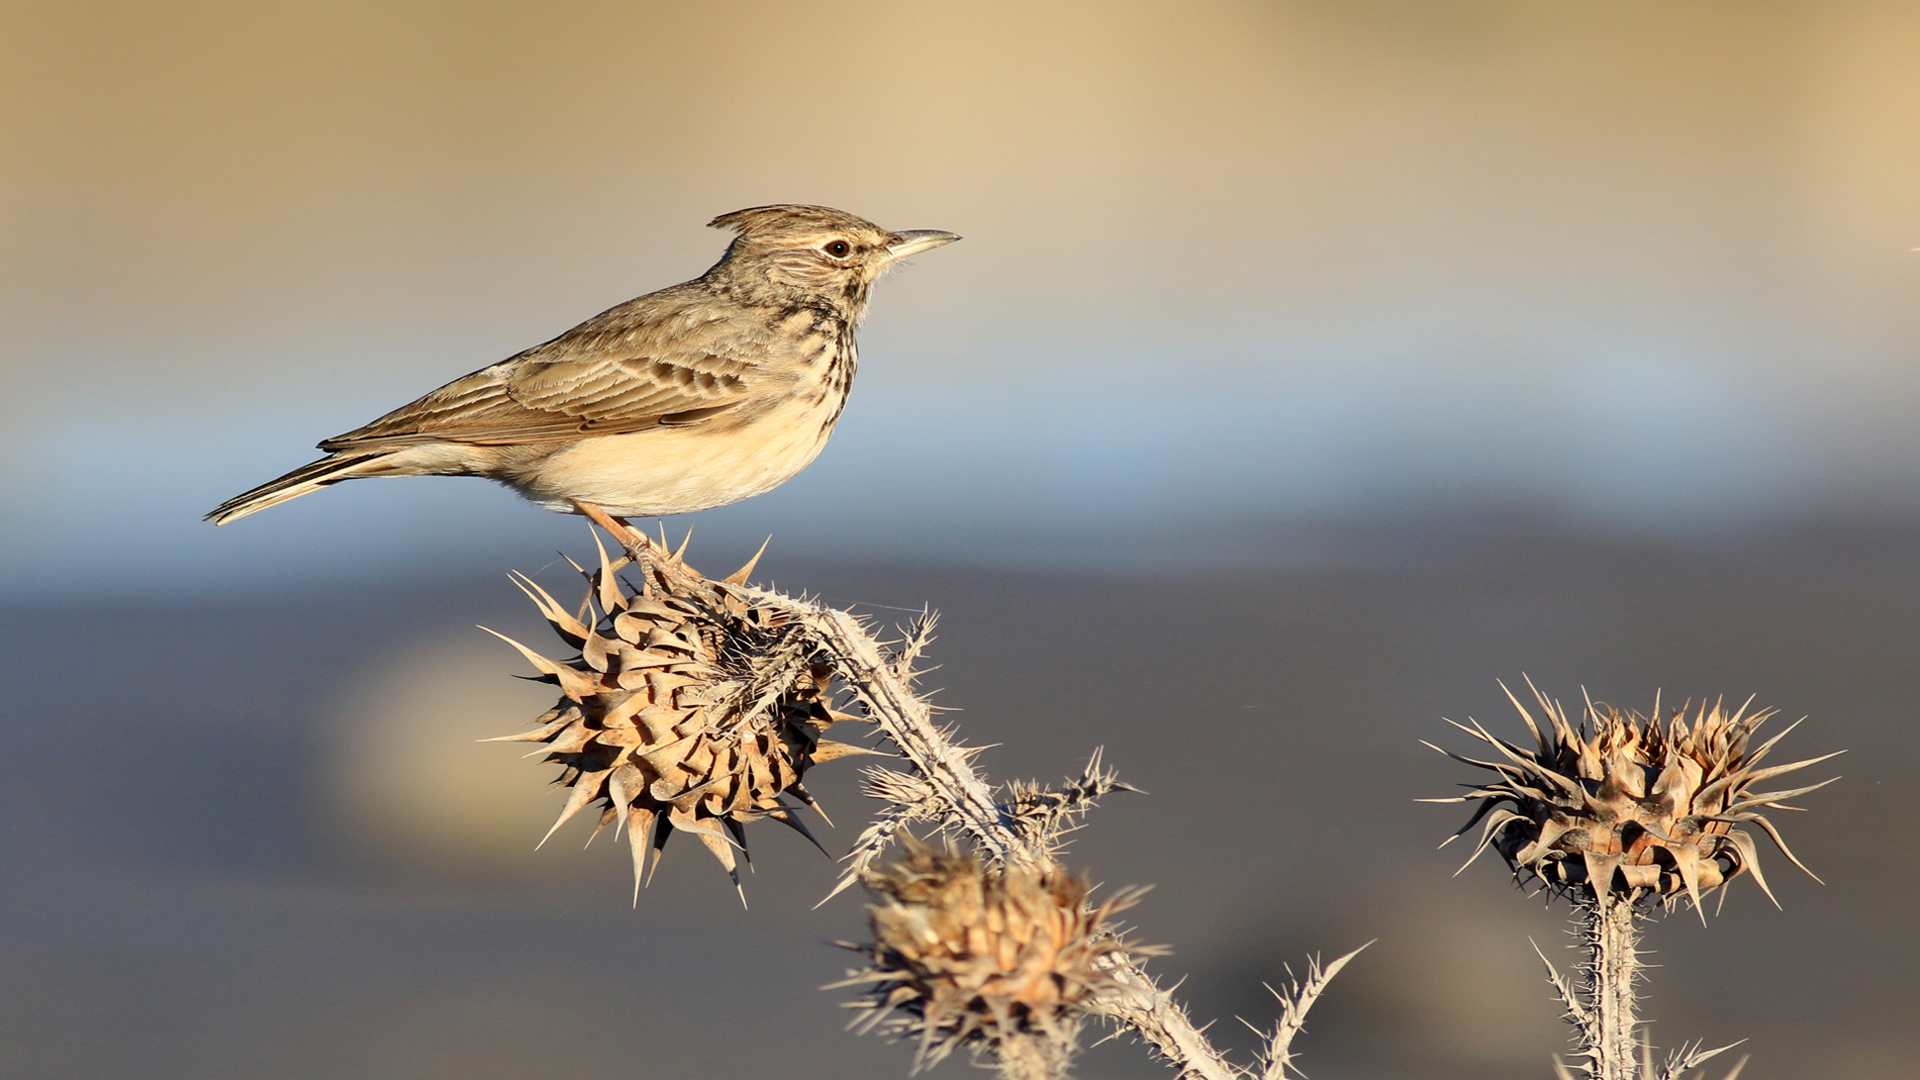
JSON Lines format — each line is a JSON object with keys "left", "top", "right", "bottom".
{"left": 484, "top": 538, "right": 875, "bottom": 900}
{"left": 1430, "top": 681, "right": 1840, "bottom": 911}
{"left": 839, "top": 841, "right": 1141, "bottom": 1073}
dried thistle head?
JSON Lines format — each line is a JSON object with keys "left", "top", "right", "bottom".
{"left": 839, "top": 840, "right": 1141, "bottom": 1073}
{"left": 484, "top": 536, "right": 876, "bottom": 900}
{"left": 1429, "top": 680, "right": 1841, "bottom": 911}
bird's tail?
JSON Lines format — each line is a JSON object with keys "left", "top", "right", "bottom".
{"left": 205, "top": 453, "right": 385, "bottom": 525}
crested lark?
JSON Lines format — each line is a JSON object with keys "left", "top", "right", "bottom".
{"left": 206, "top": 205, "right": 958, "bottom": 538}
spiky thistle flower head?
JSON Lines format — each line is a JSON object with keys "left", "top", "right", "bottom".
{"left": 484, "top": 535, "right": 877, "bottom": 901}
{"left": 838, "top": 839, "right": 1143, "bottom": 1074}
{"left": 1428, "top": 680, "right": 1841, "bottom": 912}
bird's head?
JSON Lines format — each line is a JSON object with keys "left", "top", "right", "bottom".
{"left": 705, "top": 204, "right": 959, "bottom": 317}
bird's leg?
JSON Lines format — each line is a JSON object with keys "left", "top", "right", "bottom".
{"left": 572, "top": 499, "right": 653, "bottom": 556}
{"left": 571, "top": 500, "right": 711, "bottom": 592}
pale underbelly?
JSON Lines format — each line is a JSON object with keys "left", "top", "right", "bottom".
{"left": 503, "top": 401, "right": 838, "bottom": 517}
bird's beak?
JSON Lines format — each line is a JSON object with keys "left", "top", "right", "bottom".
{"left": 886, "top": 230, "right": 961, "bottom": 261}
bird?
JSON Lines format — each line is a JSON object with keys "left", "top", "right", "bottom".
{"left": 206, "top": 205, "right": 959, "bottom": 542}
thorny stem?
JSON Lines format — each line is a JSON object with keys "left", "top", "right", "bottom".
{"left": 1254, "top": 947, "right": 1371, "bottom": 1080}
{"left": 1105, "top": 981, "right": 1242, "bottom": 1080}
{"left": 1539, "top": 892, "right": 1747, "bottom": 1080}
{"left": 1586, "top": 890, "right": 1643, "bottom": 1080}
{"left": 750, "top": 590, "right": 1241, "bottom": 1080}
{"left": 806, "top": 604, "right": 1025, "bottom": 868}
{"left": 1541, "top": 889, "right": 1645, "bottom": 1080}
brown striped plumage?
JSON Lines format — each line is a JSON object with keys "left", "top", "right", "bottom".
{"left": 207, "top": 205, "right": 958, "bottom": 526}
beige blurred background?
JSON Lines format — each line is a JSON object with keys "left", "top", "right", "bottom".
{"left": 2, "top": 3, "right": 1917, "bottom": 1080}
{"left": 3, "top": 0, "right": 1920, "bottom": 586}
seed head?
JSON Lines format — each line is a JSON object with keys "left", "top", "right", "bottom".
{"left": 1428, "top": 680, "right": 1842, "bottom": 912}
{"left": 484, "top": 536, "right": 876, "bottom": 901}
{"left": 839, "top": 840, "right": 1142, "bottom": 1073}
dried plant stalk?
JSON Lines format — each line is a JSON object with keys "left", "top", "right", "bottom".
{"left": 1582, "top": 891, "right": 1641, "bottom": 1080}
{"left": 489, "top": 529, "right": 1359, "bottom": 1080}
{"left": 1248, "top": 945, "right": 1371, "bottom": 1080}
{"left": 1536, "top": 896, "right": 1749, "bottom": 1080}
{"left": 1429, "top": 679, "right": 1836, "bottom": 1080}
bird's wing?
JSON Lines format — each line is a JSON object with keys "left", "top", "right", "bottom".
{"left": 317, "top": 350, "right": 755, "bottom": 451}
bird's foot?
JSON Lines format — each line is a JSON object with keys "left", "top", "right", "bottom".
{"left": 572, "top": 500, "right": 653, "bottom": 555}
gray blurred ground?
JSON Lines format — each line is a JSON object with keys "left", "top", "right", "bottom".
{"left": 1, "top": 516, "right": 1910, "bottom": 1080}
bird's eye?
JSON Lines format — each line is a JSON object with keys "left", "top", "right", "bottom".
{"left": 824, "top": 240, "right": 851, "bottom": 258}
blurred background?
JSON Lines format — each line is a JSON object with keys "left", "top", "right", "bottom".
{"left": 1, "top": 1, "right": 1916, "bottom": 1077}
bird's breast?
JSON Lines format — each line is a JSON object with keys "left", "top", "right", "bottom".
{"left": 810, "top": 328, "right": 857, "bottom": 427}
{"left": 505, "top": 380, "right": 848, "bottom": 518}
